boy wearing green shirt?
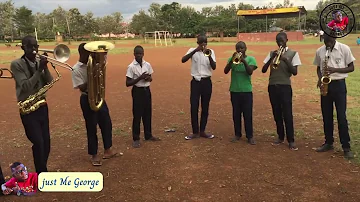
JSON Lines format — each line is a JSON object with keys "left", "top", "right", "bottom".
{"left": 224, "top": 41, "right": 257, "bottom": 145}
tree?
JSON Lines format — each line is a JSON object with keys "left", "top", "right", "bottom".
{"left": 13, "top": 6, "right": 34, "bottom": 36}
{"left": 0, "top": 0, "right": 15, "bottom": 41}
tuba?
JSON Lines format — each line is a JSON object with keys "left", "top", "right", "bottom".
{"left": 320, "top": 47, "right": 331, "bottom": 96}
{"left": 0, "top": 68, "right": 13, "bottom": 79}
{"left": 18, "top": 44, "right": 72, "bottom": 115}
{"left": 84, "top": 41, "right": 115, "bottom": 112}
{"left": 232, "top": 52, "right": 243, "bottom": 65}
{"left": 271, "top": 46, "right": 286, "bottom": 69}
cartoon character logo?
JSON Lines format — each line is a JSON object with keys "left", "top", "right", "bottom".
{"left": 320, "top": 3, "right": 355, "bottom": 38}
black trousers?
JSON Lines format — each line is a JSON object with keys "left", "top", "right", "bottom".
{"left": 20, "top": 104, "right": 50, "bottom": 174}
{"left": 268, "top": 85, "right": 295, "bottom": 143}
{"left": 80, "top": 94, "right": 113, "bottom": 155}
{"left": 231, "top": 92, "right": 253, "bottom": 139}
{"left": 190, "top": 77, "right": 212, "bottom": 134}
{"left": 132, "top": 86, "right": 152, "bottom": 141}
{"left": 321, "top": 79, "right": 350, "bottom": 149}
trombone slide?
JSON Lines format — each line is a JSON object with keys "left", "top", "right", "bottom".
{"left": 0, "top": 68, "right": 14, "bottom": 79}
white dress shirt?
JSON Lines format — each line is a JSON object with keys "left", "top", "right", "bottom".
{"left": 126, "top": 59, "right": 154, "bottom": 87}
{"left": 263, "top": 47, "right": 302, "bottom": 67}
{"left": 71, "top": 61, "right": 88, "bottom": 91}
{"left": 313, "top": 41, "right": 356, "bottom": 80}
{"left": 185, "top": 48, "right": 216, "bottom": 81}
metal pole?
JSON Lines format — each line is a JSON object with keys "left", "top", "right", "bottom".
{"left": 266, "top": 15, "right": 268, "bottom": 32}
{"left": 304, "top": 14, "right": 307, "bottom": 31}
{"left": 237, "top": 16, "right": 239, "bottom": 34}
{"left": 298, "top": 11, "right": 301, "bottom": 31}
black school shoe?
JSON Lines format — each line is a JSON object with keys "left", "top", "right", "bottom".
{"left": 316, "top": 144, "right": 334, "bottom": 152}
{"left": 343, "top": 148, "right": 354, "bottom": 159}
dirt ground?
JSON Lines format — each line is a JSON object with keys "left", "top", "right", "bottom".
{"left": 0, "top": 42, "right": 359, "bottom": 202}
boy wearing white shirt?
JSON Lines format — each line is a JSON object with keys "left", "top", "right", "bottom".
{"left": 126, "top": 45, "right": 160, "bottom": 148}
{"left": 72, "top": 43, "right": 118, "bottom": 166}
{"left": 181, "top": 35, "right": 216, "bottom": 140}
{"left": 313, "top": 34, "right": 355, "bottom": 159}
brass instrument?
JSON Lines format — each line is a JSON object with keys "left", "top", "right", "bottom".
{"left": 320, "top": 48, "right": 331, "bottom": 96}
{"left": 18, "top": 44, "right": 72, "bottom": 115}
{"left": 84, "top": 41, "right": 115, "bottom": 111}
{"left": 271, "top": 46, "right": 286, "bottom": 69}
{"left": 35, "top": 44, "right": 73, "bottom": 71}
{"left": 203, "top": 46, "right": 212, "bottom": 57}
{"left": 232, "top": 52, "right": 243, "bottom": 65}
{"left": 0, "top": 68, "right": 13, "bottom": 79}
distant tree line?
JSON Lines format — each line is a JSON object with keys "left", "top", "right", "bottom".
{"left": 0, "top": 0, "right": 358, "bottom": 41}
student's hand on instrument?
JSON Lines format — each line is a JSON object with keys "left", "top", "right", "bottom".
{"left": 3, "top": 188, "right": 13, "bottom": 195}
{"left": 39, "top": 52, "right": 48, "bottom": 70}
{"left": 144, "top": 75, "right": 151, "bottom": 81}
{"left": 271, "top": 50, "right": 278, "bottom": 58}
{"left": 240, "top": 54, "right": 246, "bottom": 62}
{"left": 317, "top": 80, "right": 321, "bottom": 89}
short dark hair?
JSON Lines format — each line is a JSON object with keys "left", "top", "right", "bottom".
{"left": 236, "top": 41, "right": 246, "bottom": 47}
{"left": 134, "top": 45, "right": 144, "bottom": 52}
{"left": 276, "top": 32, "right": 287, "bottom": 39}
{"left": 10, "top": 162, "right": 22, "bottom": 170}
{"left": 21, "top": 35, "right": 35, "bottom": 45}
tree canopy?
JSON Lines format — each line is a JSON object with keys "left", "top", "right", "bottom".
{"left": 0, "top": 0, "right": 357, "bottom": 41}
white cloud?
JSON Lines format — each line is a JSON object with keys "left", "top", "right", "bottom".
{"left": 1, "top": 0, "right": 318, "bottom": 21}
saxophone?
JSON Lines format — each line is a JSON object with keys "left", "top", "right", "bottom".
{"left": 18, "top": 68, "right": 61, "bottom": 115}
{"left": 320, "top": 47, "right": 331, "bottom": 96}
{"left": 18, "top": 44, "right": 72, "bottom": 115}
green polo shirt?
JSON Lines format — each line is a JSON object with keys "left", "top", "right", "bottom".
{"left": 227, "top": 56, "right": 257, "bottom": 92}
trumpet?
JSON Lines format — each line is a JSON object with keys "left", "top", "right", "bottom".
{"left": 203, "top": 46, "right": 212, "bottom": 57}
{"left": 34, "top": 44, "right": 73, "bottom": 71}
{"left": 232, "top": 52, "right": 243, "bottom": 64}
{"left": 0, "top": 68, "right": 13, "bottom": 79}
{"left": 271, "top": 46, "right": 285, "bottom": 69}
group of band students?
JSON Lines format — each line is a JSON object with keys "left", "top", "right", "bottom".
{"left": 0, "top": 31, "right": 356, "bottom": 188}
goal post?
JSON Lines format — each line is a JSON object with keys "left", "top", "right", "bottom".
{"left": 154, "top": 31, "right": 173, "bottom": 47}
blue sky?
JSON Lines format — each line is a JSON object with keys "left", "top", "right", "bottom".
{"left": 1, "top": 0, "right": 318, "bottom": 21}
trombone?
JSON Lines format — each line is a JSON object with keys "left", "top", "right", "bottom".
{"left": 0, "top": 68, "right": 13, "bottom": 79}
{"left": 232, "top": 52, "right": 243, "bottom": 65}
{"left": 34, "top": 44, "right": 73, "bottom": 71}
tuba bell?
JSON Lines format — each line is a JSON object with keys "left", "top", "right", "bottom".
{"left": 271, "top": 46, "right": 285, "bottom": 69}
{"left": 84, "top": 41, "right": 115, "bottom": 111}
